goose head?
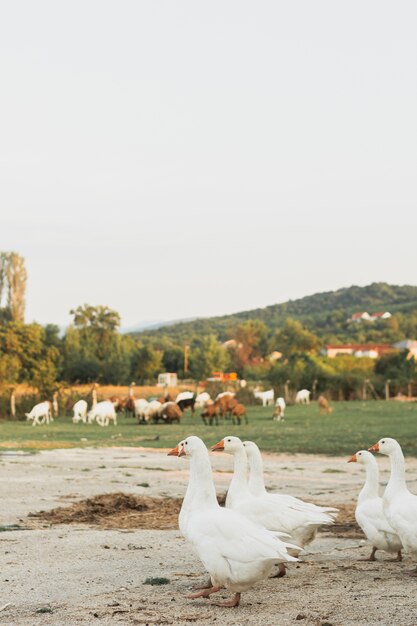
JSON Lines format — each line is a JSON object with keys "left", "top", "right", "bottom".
{"left": 347, "top": 450, "right": 375, "bottom": 465}
{"left": 168, "top": 435, "right": 206, "bottom": 458}
{"left": 368, "top": 437, "right": 400, "bottom": 456}
{"left": 242, "top": 440, "right": 260, "bottom": 459}
{"left": 211, "top": 435, "right": 244, "bottom": 454}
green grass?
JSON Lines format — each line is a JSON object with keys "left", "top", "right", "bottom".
{"left": 0, "top": 401, "right": 417, "bottom": 456}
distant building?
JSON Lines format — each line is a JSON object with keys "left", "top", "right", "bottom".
{"left": 349, "top": 312, "right": 372, "bottom": 323}
{"left": 157, "top": 372, "right": 178, "bottom": 387}
{"left": 324, "top": 344, "right": 393, "bottom": 359}
{"left": 369, "top": 311, "right": 392, "bottom": 321}
{"left": 348, "top": 311, "right": 391, "bottom": 323}
{"left": 393, "top": 340, "right": 417, "bottom": 359}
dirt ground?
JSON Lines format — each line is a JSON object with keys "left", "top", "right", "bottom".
{"left": 2, "top": 447, "right": 417, "bottom": 626}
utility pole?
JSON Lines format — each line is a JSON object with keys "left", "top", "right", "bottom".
{"left": 184, "top": 345, "right": 190, "bottom": 375}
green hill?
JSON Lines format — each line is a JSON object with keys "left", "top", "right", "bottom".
{"left": 134, "top": 283, "right": 417, "bottom": 345}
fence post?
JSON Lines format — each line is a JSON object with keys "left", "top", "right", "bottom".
{"left": 385, "top": 379, "right": 390, "bottom": 401}
{"left": 10, "top": 388, "right": 16, "bottom": 419}
{"left": 52, "top": 391, "right": 59, "bottom": 417}
{"left": 408, "top": 381, "right": 412, "bottom": 398}
{"left": 92, "top": 383, "right": 98, "bottom": 407}
{"left": 284, "top": 380, "right": 290, "bottom": 403}
{"left": 362, "top": 379, "right": 367, "bottom": 401}
{"left": 128, "top": 382, "right": 135, "bottom": 398}
{"left": 312, "top": 379, "right": 318, "bottom": 401}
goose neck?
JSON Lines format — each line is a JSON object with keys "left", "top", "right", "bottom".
{"left": 247, "top": 451, "right": 267, "bottom": 495}
{"left": 358, "top": 461, "right": 379, "bottom": 503}
{"left": 227, "top": 448, "right": 251, "bottom": 506}
{"left": 385, "top": 447, "right": 408, "bottom": 498}
{"left": 183, "top": 451, "right": 218, "bottom": 511}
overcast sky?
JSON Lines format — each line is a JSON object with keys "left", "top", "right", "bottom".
{"left": 1, "top": 1, "right": 416, "bottom": 328}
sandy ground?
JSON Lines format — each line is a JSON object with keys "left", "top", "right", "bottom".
{"left": 1, "top": 447, "right": 417, "bottom": 625}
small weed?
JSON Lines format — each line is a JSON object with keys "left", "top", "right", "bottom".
{"left": 143, "top": 577, "right": 170, "bottom": 585}
{"left": 35, "top": 607, "right": 53, "bottom": 614}
{"left": 81, "top": 468, "right": 91, "bottom": 472}
{"left": 137, "top": 482, "right": 150, "bottom": 488}
{"left": 322, "top": 468, "right": 346, "bottom": 474}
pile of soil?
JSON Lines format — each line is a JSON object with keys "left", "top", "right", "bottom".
{"left": 29, "top": 493, "right": 182, "bottom": 530}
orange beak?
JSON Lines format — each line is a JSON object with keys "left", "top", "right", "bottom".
{"left": 167, "top": 444, "right": 186, "bottom": 457}
{"left": 167, "top": 445, "right": 179, "bottom": 457}
{"left": 211, "top": 439, "right": 225, "bottom": 452}
{"left": 368, "top": 443, "right": 379, "bottom": 452}
{"left": 347, "top": 454, "right": 357, "bottom": 463}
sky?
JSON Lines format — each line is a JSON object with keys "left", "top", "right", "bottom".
{"left": 1, "top": 1, "right": 416, "bottom": 328}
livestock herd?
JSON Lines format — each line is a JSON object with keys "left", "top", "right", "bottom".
{"left": 24, "top": 387, "right": 333, "bottom": 427}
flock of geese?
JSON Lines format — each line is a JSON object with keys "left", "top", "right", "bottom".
{"left": 167, "top": 435, "right": 417, "bottom": 608}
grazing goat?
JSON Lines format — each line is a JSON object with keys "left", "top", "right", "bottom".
{"left": 175, "top": 391, "right": 196, "bottom": 414}
{"left": 72, "top": 399, "right": 88, "bottom": 423}
{"left": 215, "top": 394, "right": 238, "bottom": 419}
{"left": 156, "top": 402, "right": 182, "bottom": 424}
{"left": 201, "top": 403, "right": 220, "bottom": 426}
{"left": 231, "top": 403, "right": 247, "bottom": 425}
{"left": 134, "top": 398, "right": 150, "bottom": 422}
{"left": 295, "top": 389, "right": 311, "bottom": 404}
{"left": 144, "top": 400, "right": 163, "bottom": 423}
{"left": 87, "top": 400, "right": 118, "bottom": 427}
{"left": 195, "top": 392, "right": 211, "bottom": 408}
{"left": 26, "top": 401, "right": 53, "bottom": 426}
{"left": 318, "top": 395, "right": 333, "bottom": 414}
{"left": 254, "top": 389, "right": 274, "bottom": 407}
{"left": 273, "top": 397, "right": 286, "bottom": 421}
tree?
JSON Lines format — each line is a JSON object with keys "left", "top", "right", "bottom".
{"left": 70, "top": 304, "right": 121, "bottom": 331}
{"left": 190, "top": 335, "right": 230, "bottom": 380}
{"left": 270, "top": 319, "right": 321, "bottom": 357}
{"left": 131, "top": 346, "right": 163, "bottom": 383}
{"left": 6, "top": 252, "right": 27, "bottom": 322}
{"left": 228, "top": 320, "right": 268, "bottom": 372}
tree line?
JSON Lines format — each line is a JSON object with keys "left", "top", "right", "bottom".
{"left": 0, "top": 253, "right": 416, "bottom": 399}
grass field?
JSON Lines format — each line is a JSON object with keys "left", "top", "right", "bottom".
{"left": 1, "top": 400, "right": 417, "bottom": 456}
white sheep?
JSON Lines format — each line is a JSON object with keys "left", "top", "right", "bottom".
{"left": 295, "top": 389, "right": 311, "bottom": 404}
{"left": 273, "top": 397, "right": 286, "bottom": 421}
{"left": 254, "top": 389, "right": 274, "bottom": 407}
{"left": 195, "top": 392, "right": 211, "bottom": 408}
{"left": 134, "top": 398, "right": 149, "bottom": 422}
{"left": 72, "top": 399, "right": 88, "bottom": 423}
{"left": 87, "top": 400, "right": 118, "bottom": 427}
{"left": 144, "top": 400, "right": 163, "bottom": 423}
{"left": 25, "top": 401, "right": 52, "bottom": 426}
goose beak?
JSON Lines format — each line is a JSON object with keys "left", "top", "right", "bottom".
{"left": 347, "top": 454, "right": 357, "bottom": 463}
{"left": 368, "top": 443, "right": 379, "bottom": 452}
{"left": 167, "top": 445, "right": 180, "bottom": 457}
{"left": 211, "top": 439, "right": 225, "bottom": 452}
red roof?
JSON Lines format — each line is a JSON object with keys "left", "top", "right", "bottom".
{"left": 371, "top": 312, "right": 388, "bottom": 318}
{"left": 326, "top": 343, "right": 392, "bottom": 352}
{"left": 350, "top": 312, "right": 368, "bottom": 319}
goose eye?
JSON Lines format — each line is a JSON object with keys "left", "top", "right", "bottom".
{"left": 227, "top": 439, "right": 231, "bottom": 442}
{"left": 185, "top": 441, "right": 188, "bottom": 445}
{"left": 381, "top": 440, "right": 385, "bottom": 444}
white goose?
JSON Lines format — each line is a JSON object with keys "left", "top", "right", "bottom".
{"left": 212, "top": 437, "right": 335, "bottom": 556}
{"left": 243, "top": 440, "right": 338, "bottom": 518}
{"left": 168, "top": 436, "right": 298, "bottom": 607}
{"left": 348, "top": 449, "right": 402, "bottom": 561}
{"left": 369, "top": 437, "right": 417, "bottom": 575}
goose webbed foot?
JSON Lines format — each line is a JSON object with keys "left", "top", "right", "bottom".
{"left": 387, "top": 550, "right": 403, "bottom": 562}
{"left": 213, "top": 592, "right": 241, "bottom": 607}
{"left": 187, "top": 586, "right": 221, "bottom": 599}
